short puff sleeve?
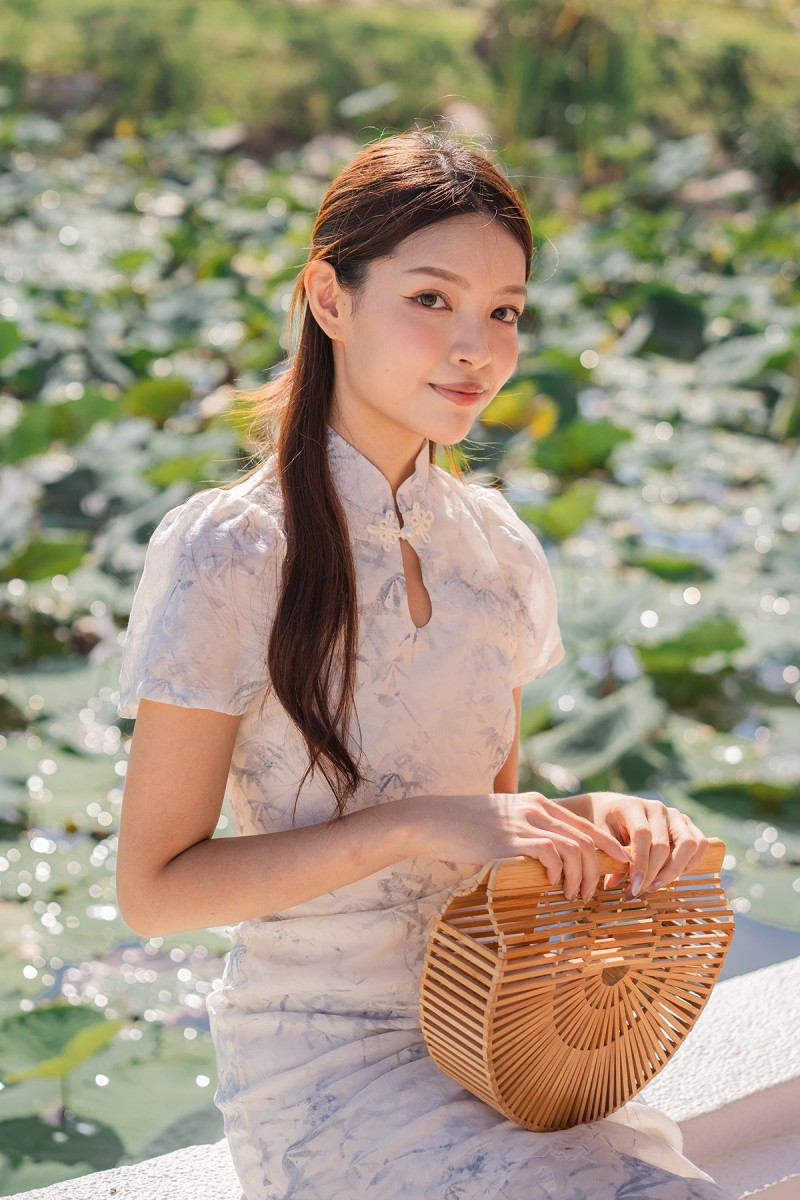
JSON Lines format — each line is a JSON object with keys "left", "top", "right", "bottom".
{"left": 472, "top": 484, "right": 565, "bottom": 687}
{"left": 117, "top": 488, "right": 280, "bottom": 719}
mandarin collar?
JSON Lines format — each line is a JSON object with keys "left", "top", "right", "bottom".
{"left": 326, "top": 425, "right": 431, "bottom": 519}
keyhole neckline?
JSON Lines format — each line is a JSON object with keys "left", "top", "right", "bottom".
{"left": 326, "top": 427, "right": 435, "bottom": 631}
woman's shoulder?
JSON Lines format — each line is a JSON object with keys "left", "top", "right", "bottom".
{"left": 430, "top": 465, "right": 530, "bottom": 534}
{"left": 431, "top": 465, "right": 552, "bottom": 576}
{"left": 151, "top": 457, "right": 285, "bottom": 562}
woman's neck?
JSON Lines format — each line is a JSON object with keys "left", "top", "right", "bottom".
{"left": 327, "top": 412, "right": 426, "bottom": 498}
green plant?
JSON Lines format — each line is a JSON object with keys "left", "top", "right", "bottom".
{"left": 77, "top": 5, "right": 200, "bottom": 130}
{"left": 479, "top": 0, "right": 640, "bottom": 178}
{"left": 744, "top": 108, "right": 800, "bottom": 201}
{"left": 0, "top": 0, "right": 42, "bottom": 111}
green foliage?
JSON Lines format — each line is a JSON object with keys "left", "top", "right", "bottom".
{"left": 144, "top": 451, "right": 227, "bottom": 488}
{"left": 77, "top": 6, "right": 200, "bottom": 126}
{"left": 0, "top": 1114, "right": 123, "bottom": 1172}
{"left": 526, "top": 678, "right": 667, "bottom": 783}
{"left": 0, "top": 1006, "right": 122, "bottom": 1085}
{"left": 122, "top": 377, "right": 193, "bottom": 426}
{"left": 236, "top": 4, "right": 480, "bottom": 145}
{"left": 0, "top": 1, "right": 484, "bottom": 147}
{"left": 691, "top": 780, "right": 799, "bottom": 826}
{"left": 519, "top": 483, "right": 599, "bottom": 540}
{"left": 0, "top": 1, "right": 798, "bottom": 197}
{"left": 638, "top": 286, "right": 707, "bottom": 361}
{"left": 482, "top": 0, "right": 640, "bottom": 167}
{"left": 0, "top": 392, "right": 121, "bottom": 464}
{"left": 481, "top": 379, "right": 562, "bottom": 437}
{"left": 698, "top": 41, "right": 754, "bottom": 124}
{"left": 532, "top": 418, "right": 633, "bottom": 475}
{"left": 0, "top": 321, "right": 22, "bottom": 362}
{"left": 0, "top": 536, "right": 90, "bottom": 583}
{"left": 637, "top": 615, "right": 746, "bottom": 674}
{"left": 748, "top": 108, "right": 800, "bottom": 196}
{"left": 618, "top": 546, "right": 712, "bottom": 582}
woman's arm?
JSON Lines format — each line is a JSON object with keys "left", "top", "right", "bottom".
{"left": 116, "top": 695, "right": 632, "bottom": 937}
{"left": 116, "top": 698, "right": 424, "bottom": 937}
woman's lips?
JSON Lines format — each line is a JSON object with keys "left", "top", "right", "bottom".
{"left": 430, "top": 384, "right": 483, "bottom": 407}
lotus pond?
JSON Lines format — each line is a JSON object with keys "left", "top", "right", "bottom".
{"left": 0, "top": 115, "right": 798, "bottom": 1191}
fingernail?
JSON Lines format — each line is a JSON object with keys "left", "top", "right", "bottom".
{"left": 652, "top": 876, "right": 668, "bottom": 890}
{"left": 631, "top": 871, "right": 644, "bottom": 896}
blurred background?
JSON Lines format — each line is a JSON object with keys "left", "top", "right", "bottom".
{"left": 0, "top": 0, "right": 799, "bottom": 1191}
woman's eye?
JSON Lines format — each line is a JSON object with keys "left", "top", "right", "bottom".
{"left": 413, "top": 292, "right": 445, "bottom": 309}
{"left": 495, "top": 306, "right": 522, "bottom": 325}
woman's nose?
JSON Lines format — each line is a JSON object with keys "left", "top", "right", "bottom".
{"left": 449, "top": 318, "right": 492, "bottom": 368}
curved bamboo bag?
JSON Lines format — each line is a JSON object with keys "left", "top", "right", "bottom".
{"left": 420, "top": 838, "right": 734, "bottom": 1131}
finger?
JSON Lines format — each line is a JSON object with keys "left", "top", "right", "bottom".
{"left": 552, "top": 834, "right": 593, "bottom": 902}
{"left": 532, "top": 815, "right": 619, "bottom": 900}
{"left": 538, "top": 802, "right": 633, "bottom": 867}
{"left": 678, "top": 813, "right": 711, "bottom": 871}
{"left": 651, "top": 811, "right": 710, "bottom": 889}
{"left": 622, "top": 818, "right": 652, "bottom": 897}
{"left": 522, "top": 837, "right": 568, "bottom": 890}
{"left": 624, "top": 801, "right": 671, "bottom": 897}
{"left": 556, "top": 829, "right": 613, "bottom": 902}
{"left": 579, "top": 835, "right": 603, "bottom": 901}
{"left": 526, "top": 830, "right": 592, "bottom": 902}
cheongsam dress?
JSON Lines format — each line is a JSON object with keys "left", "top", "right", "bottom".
{"left": 117, "top": 425, "right": 733, "bottom": 1200}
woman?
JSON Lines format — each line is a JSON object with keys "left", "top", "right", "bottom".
{"left": 116, "top": 129, "right": 732, "bottom": 1199}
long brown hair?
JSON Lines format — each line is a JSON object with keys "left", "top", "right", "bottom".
{"left": 231, "top": 129, "right": 533, "bottom": 817}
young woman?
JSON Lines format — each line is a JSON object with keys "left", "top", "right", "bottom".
{"left": 116, "top": 130, "right": 732, "bottom": 1199}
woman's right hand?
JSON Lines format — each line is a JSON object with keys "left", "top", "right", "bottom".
{"left": 406, "top": 792, "right": 634, "bottom": 902}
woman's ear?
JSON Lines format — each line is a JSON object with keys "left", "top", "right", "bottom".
{"left": 304, "top": 259, "right": 346, "bottom": 341}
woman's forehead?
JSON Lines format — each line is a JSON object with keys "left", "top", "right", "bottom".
{"left": 379, "top": 215, "right": 527, "bottom": 280}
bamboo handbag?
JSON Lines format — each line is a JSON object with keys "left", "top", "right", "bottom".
{"left": 419, "top": 838, "right": 734, "bottom": 1131}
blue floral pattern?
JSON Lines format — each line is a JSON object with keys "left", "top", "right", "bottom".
{"left": 117, "top": 427, "right": 733, "bottom": 1199}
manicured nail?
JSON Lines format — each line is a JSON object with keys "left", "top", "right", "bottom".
{"left": 631, "top": 871, "right": 644, "bottom": 896}
{"left": 651, "top": 876, "right": 668, "bottom": 890}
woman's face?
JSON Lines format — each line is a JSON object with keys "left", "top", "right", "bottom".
{"left": 321, "top": 212, "right": 528, "bottom": 468}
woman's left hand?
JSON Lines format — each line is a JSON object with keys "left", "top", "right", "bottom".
{"left": 565, "top": 791, "right": 711, "bottom": 900}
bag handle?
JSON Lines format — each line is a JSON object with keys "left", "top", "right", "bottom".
{"left": 482, "top": 836, "right": 727, "bottom": 897}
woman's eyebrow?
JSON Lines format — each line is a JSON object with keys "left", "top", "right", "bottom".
{"left": 403, "top": 266, "right": 527, "bottom": 298}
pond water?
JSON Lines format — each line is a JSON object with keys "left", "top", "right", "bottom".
{"left": 717, "top": 910, "right": 800, "bottom": 982}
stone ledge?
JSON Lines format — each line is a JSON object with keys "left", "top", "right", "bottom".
{"left": 13, "top": 955, "right": 800, "bottom": 1200}
{"left": 639, "top": 953, "right": 800, "bottom": 1199}
{"left": 12, "top": 1139, "right": 242, "bottom": 1200}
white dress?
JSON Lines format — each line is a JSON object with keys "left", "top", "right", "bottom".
{"left": 117, "top": 426, "right": 733, "bottom": 1200}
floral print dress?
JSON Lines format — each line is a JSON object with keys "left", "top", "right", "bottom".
{"left": 118, "top": 426, "right": 733, "bottom": 1200}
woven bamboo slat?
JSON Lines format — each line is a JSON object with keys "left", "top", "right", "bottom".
{"left": 419, "top": 839, "right": 734, "bottom": 1131}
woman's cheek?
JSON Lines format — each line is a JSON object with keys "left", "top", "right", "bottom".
{"left": 401, "top": 315, "right": 441, "bottom": 355}
{"left": 494, "top": 326, "right": 520, "bottom": 374}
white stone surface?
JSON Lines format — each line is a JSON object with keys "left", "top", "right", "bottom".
{"left": 640, "top": 953, "right": 800, "bottom": 1199}
{"left": 11, "top": 1138, "right": 243, "bottom": 1200}
{"left": 12, "top": 955, "right": 800, "bottom": 1199}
